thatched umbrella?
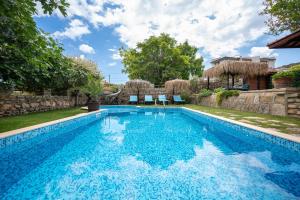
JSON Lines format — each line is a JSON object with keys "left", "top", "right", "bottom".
{"left": 203, "top": 61, "right": 269, "bottom": 88}
{"left": 165, "top": 79, "right": 190, "bottom": 101}
{"left": 125, "top": 79, "right": 153, "bottom": 102}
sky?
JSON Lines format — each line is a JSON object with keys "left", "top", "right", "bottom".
{"left": 34, "top": 0, "right": 300, "bottom": 84}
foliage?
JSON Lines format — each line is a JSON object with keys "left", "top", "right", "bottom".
{"left": 215, "top": 90, "right": 240, "bottom": 106}
{"left": 213, "top": 87, "right": 225, "bottom": 93}
{"left": 0, "top": 0, "right": 71, "bottom": 92}
{"left": 198, "top": 89, "right": 213, "bottom": 98}
{"left": 272, "top": 64, "right": 300, "bottom": 87}
{"left": 272, "top": 71, "right": 295, "bottom": 80}
{"left": 290, "top": 65, "right": 300, "bottom": 87}
{"left": 189, "top": 76, "right": 202, "bottom": 93}
{"left": 260, "top": 0, "right": 300, "bottom": 35}
{"left": 81, "top": 74, "right": 103, "bottom": 99}
{"left": 197, "top": 89, "right": 213, "bottom": 102}
{"left": 69, "top": 57, "right": 100, "bottom": 77}
{"left": 120, "top": 33, "right": 204, "bottom": 86}
{"left": 180, "top": 90, "right": 192, "bottom": 103}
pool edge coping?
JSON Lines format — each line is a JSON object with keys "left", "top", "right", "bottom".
{"left": 0, "top": 110, "right": 104, "bottom": 139}
{"left": 182, "top": 107, "right": 300, "bottom": 144}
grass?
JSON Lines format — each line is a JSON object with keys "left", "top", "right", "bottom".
{"left": 183, "top": 104, "right": 300, "bottom": 135}
{"left": 0, "top": 108, "right": 87, "bottom": 133}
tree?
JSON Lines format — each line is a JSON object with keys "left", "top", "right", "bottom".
{"left": 0, "top": 0, "right": 69, "bottom": 91}
{"left": 261, "top": 0, "right": 300, "bottom": 35}
{"left": 120, "top": 33, "right": 204, "bottom": 86}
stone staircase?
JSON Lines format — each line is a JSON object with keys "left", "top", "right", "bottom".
{"left": 287, "top": 89, "right": 300, "bottom": 118}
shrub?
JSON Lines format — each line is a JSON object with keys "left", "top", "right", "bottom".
{"left": 272, "top": 64, "right": 300, "bottom": 87}
{"left": 198, "top": 89, "right": 213, "bottom": 100}
{"left": 213, "top": 87, "right": 225, "bottom": 93}
{"left": 215, "top": 90, "right": 240, "bottom": 106}
{"left": 290, "top": 65, "right": 300, "bottom": 87}
{"left": 180, "top": 90, "right": 192, "bottom": 103}
{"left": 189, "top": 77, "right": 201, "bottom": 93}
{"left": 199, "top": 89, "right": 213, "bottom": 97}
{"left": 272, "top": 71, "right": 295, "bottom": 80}
{"left": 81, "top": 74, "right": 103, "bottom": 102}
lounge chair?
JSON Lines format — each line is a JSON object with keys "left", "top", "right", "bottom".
{"left": 144, "top": 95, "right": 154, "bottom": 104}
{"left": 129, "top": 95, "right": 138, "bottom": 104}
{"left": 158, "top": 95, "right": 168, "bottom": 104}
{"left": 173, "top": 95, "right": 185, "bottom": 104}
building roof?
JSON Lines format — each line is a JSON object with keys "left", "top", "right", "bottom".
{"left": 267, "top": 29, "right": 300, "bottom": 49}
{"left": 211, "top": 56, "right": 276, "bottom": 64}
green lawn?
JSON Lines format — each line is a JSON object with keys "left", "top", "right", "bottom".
{"left": 0, "top": 108, "right": 87, "bottom": 133}
{"left": 0, "top": 104, "right": 299, "bottom": 135}
{"left": 183, "top": 104, "right": 300, "bottom": 135}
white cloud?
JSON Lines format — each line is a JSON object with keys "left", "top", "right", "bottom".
{"left": 112, "top": 52, "right": 122, "bottom": 60}
{"left": 45, "top": 0, "right": 268, "bottom": 58}
{"left": 53, "top": 19, "right": 90, "bottom": 40}
{"left": 108, "top": 62, "right": 117, "bottom": 66}
{"left": 108, "top": 48, "right": 117, "bottom": 52}
{"left": 249, "top": 47, "right": 278, "bottom": 57}
{"left": 92, "top": 0, "right": 267, "bottom": 58}
{"left": 79, "top": 44, "right": 95, "bottom": 54}
{"left": 79, "top": 54, "right": 85, "bottom": 59}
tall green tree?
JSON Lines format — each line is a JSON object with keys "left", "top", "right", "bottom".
{"left": 0, "top": 0, "right": 69, "bottom": 91}
{"left": 261, "top": 0, "right": 300, "bottom": 35}
{"left": 120, "top": 34, "right": 204, "bottom": 86}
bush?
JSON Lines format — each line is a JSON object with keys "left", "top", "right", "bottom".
{"left": 213, "top": 87, "right": 225, "bottom": 93}
{"left": 198, "top": 89, "right": 213, "bottom": 100}
{"left": 272, "top": 71, "right": 295, "bottom": 80}
{"left": 215, "top": 90, "right": 240, "bottom": 106}
{"left": 189, "top": 77, "right": 201, "bottom": 93}
{"left": 180, "top": 90, "right": 192, "bottom": 103}
{"left": 290, "top": 65, "right": 300, "bottom": 87}
{"left": 272, "top": 64, "right": 300, "bottom": 87}
{"left": 81, "top": 74, "right": 103, "bottom": 101}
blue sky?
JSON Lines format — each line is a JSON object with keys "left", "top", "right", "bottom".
{"left": 34, "top": 0, "right": 300, "bottom": 84}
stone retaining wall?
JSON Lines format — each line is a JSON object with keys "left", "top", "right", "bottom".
{"left": 193, "top": 88, "right": 300, "bottom": 117}
{"left": 0, "top": 94, "right": 87, "bottom": 117}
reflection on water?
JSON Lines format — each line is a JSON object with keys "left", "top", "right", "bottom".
{"left": 0, "top": 111, "right": 299, "bottom": 199}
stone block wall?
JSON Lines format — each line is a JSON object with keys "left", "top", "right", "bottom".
{"left": 0, "top": 94, "right": 87, "bottom": 117}
{"left": 193, "top": 88, "right": 300, "bottom": 117}
{"left": 286, "top": 90, "right": 300, "bottom": 117}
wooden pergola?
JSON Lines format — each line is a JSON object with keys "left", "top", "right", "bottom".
{"left": 203, "top": 60, "right": 269, "bottom": 89}
{"left": 267, "top": 29, "right": 300, "bottom": 49}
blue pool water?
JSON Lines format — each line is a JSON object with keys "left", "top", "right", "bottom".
{"left": 0, "top": 107, "right": 300, "bottom": 199}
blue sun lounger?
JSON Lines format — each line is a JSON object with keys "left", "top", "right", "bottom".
{"left": 158, "top": 95, "right": 168, "bottom": 104}
{"left": 144, "top": 95, "right": 154, "bottom": 104}
{"left": 173, "top": 95, "right": 185, "bottom": 104}
{"left": 129, "top": 95, "right": 138, "bottom": 104}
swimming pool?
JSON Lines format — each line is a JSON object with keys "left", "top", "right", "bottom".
{"left": 0, "top": 106, "right": 299, "bottom": 199}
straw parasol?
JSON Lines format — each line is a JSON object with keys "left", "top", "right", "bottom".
{"left": 125, "top": 79, "right": 154, "bottom": 89}
{"left": 203, "top": 60, "right": 269, "bottom": 89}
{"left": 165, "top": 79, "right": 190, "bottom": 97}
{"left": 125, "top": 79, "right": 153, "bottom": 102}
{"left": 203, "top": 60, "right": 269, "bottom": 78}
